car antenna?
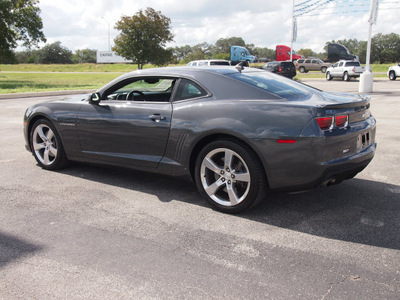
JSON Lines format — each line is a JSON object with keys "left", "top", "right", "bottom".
{"left": 235, "top": 61, "right": 246, "bottom": 73}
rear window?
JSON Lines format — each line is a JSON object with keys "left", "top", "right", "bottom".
{"left": 346, "top": 61, "right": 361, "bottom": 66}
{"left": 210, "top": 61, "right": 230, "bottom": 66}
{"left": 280, "top": 62, "right": 295, "bottom": 68}
{"left": 229, "top": 71, "right": 314, "bottom": 100}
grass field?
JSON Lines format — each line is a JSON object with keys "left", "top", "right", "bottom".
{"left": 0, "top": 63, "right": 391, "bottom": 94}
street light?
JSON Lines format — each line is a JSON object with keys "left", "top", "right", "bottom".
{"left": 102, "top": 17, "right": 111, "bottom": 51}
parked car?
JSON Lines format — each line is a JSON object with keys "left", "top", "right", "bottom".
{"left": 187, "top": 59, "right": 230, "bottom": 67}
{"left": 326, "top": 60, "right": 365, "bottom": 81}
{"left": 387, "top": 63, "right": 400, "bottom": 80}
{"left": 262, "top": 61, "right": 296, "bottom": 79}
{"left": 296, "top": 58, "right": 331, "bottom": 73}
{"left": 24, "top": 66, "right": 376, "bottom": 213}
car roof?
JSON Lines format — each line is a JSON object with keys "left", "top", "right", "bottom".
{"left": 188, "top": 59, "right": 229, "bottom": 63}
{"left": 122, "top": 66, "right": 262, "bottom": 78}
{"left": 97, "top": 66, "right": 265, "bottom": 93}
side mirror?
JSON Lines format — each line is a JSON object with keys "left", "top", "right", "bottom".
{"left": 89, "top": 92, "right": 101, "bottom": 104}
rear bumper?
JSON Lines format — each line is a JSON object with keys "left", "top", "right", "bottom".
{"left": 268, "top": 141, "right": 376, "bottom": 193}
{"left": 318, "top": 142, "right": 376, "bottom": 187}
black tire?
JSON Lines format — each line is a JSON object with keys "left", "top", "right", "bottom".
{"left": 194, "top": 139, "right": 267, "bottom": 213}
{"left": 30, "top": 119, "right": 68, "bottom": 170}
{"left": 299, "top": 66, "right": 306, "bottom": 73}
{"left": 321, "top": 66, "right": 327, "bottom": 73}
{"left": 389, "top": 71, "right": 397, "bottom": 81}
{"left": 326, "top": 72, "right": 333, "bottom": 81}
{"left": 343, "top": 72, "right": 350, "bottom": 81}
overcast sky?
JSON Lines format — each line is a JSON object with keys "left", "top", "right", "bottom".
{"left": 37, "top": 0, "right": 400, "bottom": 53}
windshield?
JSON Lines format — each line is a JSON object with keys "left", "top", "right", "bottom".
{"left": 229, "top": 71, "right": 315, "bottom": 101}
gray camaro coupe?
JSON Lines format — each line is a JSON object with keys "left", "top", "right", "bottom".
{"left": 24, "top": 66, "right": 377, "bottom": 213}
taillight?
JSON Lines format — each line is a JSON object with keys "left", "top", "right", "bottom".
{"left": 316, "top": 115, "right": 349, "bottom": 131}
{"left": 335, "top": 115, "right": 348, "bottom": 127}
{"left": 316, "top": 117, "right": 334, "bottom": 130}
{"left": 279, "top": 67, "right": 282, "bottom": 73}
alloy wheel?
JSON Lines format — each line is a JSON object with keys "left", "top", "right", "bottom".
{"left": 200, "top": 148, "right": 251, "bottom": 207}
{"left": 32, "top": 124, "right": 58, "bottom": 166}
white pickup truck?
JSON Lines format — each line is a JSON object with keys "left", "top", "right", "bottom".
{"left": 326, "top": 60, "right": 365, "bottom": 81}
{"left": 388, "top": 63, "right": 400, "bottom": 80}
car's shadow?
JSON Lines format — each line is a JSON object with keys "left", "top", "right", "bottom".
{"left": 58, "top": 164, "right": 400, "bottom": 251}
{"left": 0, "top": 231, "right": 43, "bottom": 268}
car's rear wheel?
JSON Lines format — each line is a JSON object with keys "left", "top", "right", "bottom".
{"left": 321, "top": 66, "right": 327, "bottom": 73}
{"left": 326, "top": 72, "right": 333, "bottom": 81}
{"left": 299, "top": 66, "right": 306, "bottom": 73}
{"left": 343, "top": 72, "right": 350, "bottom": 81}
{"left": 194, "top": 139, "right": 266, "bottom": 213}
{"left": 389, "top": 71, "right": 397, "bottom": 81}
{"left": 30, "top": 119, "right": 67, "bottom": 170}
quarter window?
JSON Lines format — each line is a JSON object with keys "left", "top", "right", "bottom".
{"left": 174, "top": 79, "right": 208, "bottom": 101}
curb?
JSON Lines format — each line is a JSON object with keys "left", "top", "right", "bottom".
{"left": 0, "top": 89, "right": 95, "bottom": 100}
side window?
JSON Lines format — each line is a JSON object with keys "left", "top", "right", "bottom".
{"left": 311, "top": 60, "right": 317, "bottom": 64}
{"left": 174, "top": 78, "right": 208, "bottom": 101}
{"left": 305, "top": 59, "right": 311, "bottom": 63}
{"left": 333, "top": 63, "right": 338, "bottom": 68}
{"left": 339, "top": 62, "right": 344, "bottom": 67}
{"left": 104, "top": 77, "right": 176, "bottom": 102}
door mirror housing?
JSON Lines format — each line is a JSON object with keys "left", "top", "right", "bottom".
{"left": 90, "top": 92, "right": 101, "bottom": 104}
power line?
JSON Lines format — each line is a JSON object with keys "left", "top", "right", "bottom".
{"left": 293, "top": 0, "right": 399, "bottom": 18}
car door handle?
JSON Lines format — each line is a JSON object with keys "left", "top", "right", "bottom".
{"left": 149, "top": 114, "right": 166, "bottom": 122}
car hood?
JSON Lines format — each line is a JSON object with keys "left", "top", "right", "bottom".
{"left": 54, "top": 94, "right": 89, "bottom": 104}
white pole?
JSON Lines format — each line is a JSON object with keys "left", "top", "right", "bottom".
{"left": 290, "top": 0, "right": 295, "bottom": 61}
{"left": 102, "top": 17, "right": 111, "bottom": 51}
{"left": 359, "top": 0, "right": 378, "bottom": 93}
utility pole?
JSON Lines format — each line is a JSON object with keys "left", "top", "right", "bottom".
{"left": 102, "top": 17, "right": 111, "bottom": 51}
{"left": 290, "top": 0, "right": 295, "bottom": 62}
{"left": 359, "top": 0, "right": 379, "bottom": 93}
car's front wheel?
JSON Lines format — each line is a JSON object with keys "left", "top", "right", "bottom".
{"left": 194, "top": 139, "right": 266, "bottom": 213}
{"left": 30, "top": 119, "right": 67, "bottom": 170}
{"left": 326, "top": 72, "right": 333, "bottom": 81}
{"left": 389, "top": 71, "right": 397, "bottom": 81}
{"left": 321, "top": 66, "right": 327, "bottom": 73}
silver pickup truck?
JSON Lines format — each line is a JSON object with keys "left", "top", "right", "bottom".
{"left": 326, "top": 60, "right": 365, "bottom": 81}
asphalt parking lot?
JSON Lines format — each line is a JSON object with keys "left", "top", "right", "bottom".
{"left": 0, "top": 78, "right": 399, "bottom": 299}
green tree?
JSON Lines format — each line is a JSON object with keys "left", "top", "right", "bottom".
{"left": 371, "top": 33, "right": 400, "bottom": 63}
{"left": 14, "top": 49, "right": 38, "bottom": 63}
{"left": 36, "top": 41, "right": 73, "bottom": 64}
{"left": 251, "top": 47, "right": 275, "bottom": 61}
{"left": 215, "top": 37, "right": 245, "bottom": 54}
{"left": 72, "top": 49, "right": 97, "bottom": 63}
{"left": 170, "top": 45, "right": 192, "bottom": 62}
{"left": 113, "top": 7, "right": 174, "bottom": 69}
{"left": 0, "top": 0, "right": 46, "bottom": 63}
{"left": 297, "top": 48, "right": 316, "bottom": 58}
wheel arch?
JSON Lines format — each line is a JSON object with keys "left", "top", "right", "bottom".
{"left": 188, "top": 133, "right": 270, "bottom": 188}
